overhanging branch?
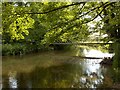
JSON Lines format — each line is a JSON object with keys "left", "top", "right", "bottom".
{"left": 46, "top": 2, "right": 114, "bottom": 32}
{"left": 84, "top": 2, "right": 116, "bottom": 24}
{"left": 26, "top": 2, "right": 85, "bottom": 14}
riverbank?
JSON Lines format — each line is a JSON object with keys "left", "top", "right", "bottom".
{"left": 2, "top": 43, "right": 51, "bottom": 56}
{"left": 2, "top": 43, "right": 73, "bottom": 56}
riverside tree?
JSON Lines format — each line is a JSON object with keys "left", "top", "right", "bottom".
{"left": 2, "top": 2, "right": 120, "bottom": 66}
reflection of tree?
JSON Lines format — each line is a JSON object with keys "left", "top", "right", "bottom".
{"left": 74, "top": 59, "right": 105, "bottom": 88}
{"left": 30, "top": 64, "right": 83, "bottom": 88}
{"left": 17, "top": 72, "right": 30, "bottom": 88}
{"left": 4, "top": 58, "right": 120, "bottom": 88}
{"left": 2, "top": 75, "right": 10, "bottom": 88}
{"left": 98, "top": 65, "right": 120, "bottom": 88}
{"left": 2, "top": 71, "right": 18, "bottom": 88}
{"left": 16, "top": 63, "right": 82, "bottom": 88}
{"left": 8, "top": 72, "right": 17, "bottom": 88}
{"left": 98, "top": 66, "right": 120, "bottom": 88}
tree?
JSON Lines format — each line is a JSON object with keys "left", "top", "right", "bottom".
{"left": 2, "top": 2, "right": 120, "bottom": 53}
{"left": 25, "top": 2, "right": 115, "bottom": 44}
{"left": 100, "top": 2, "right": 120, "bottom": 43}
{"left": 2, "top": 2, "right": 34, "bottom": 43}
{"left": 3, "top": 2, "right": 117, "bottom": 43}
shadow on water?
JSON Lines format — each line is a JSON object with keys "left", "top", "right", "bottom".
{"left": 3, "top": 63, "right": 82, "bottom": 88}
{"left": 2, "top": 48, "right": 120, "bottom": 89}
{"left": 3, "top": 59, "right": 114, "bottom": 89}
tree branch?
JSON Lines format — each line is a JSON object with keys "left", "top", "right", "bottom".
{"left": 46, "top": 2, "right": 112, "bottom": 32}
{"left": 46, "top": 3, "right": 86, "bottom": 32}
{"left": 26, "top": 2, "right": 85, "bottom": 14}
{"left": 84, "top": 2, "right": 116, "bottom": 23}
{"left": 84, "top": 8, "right": 104, "bottom": 24}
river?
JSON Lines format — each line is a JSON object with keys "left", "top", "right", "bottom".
{"left": 2, "top": 48, "right": 120, "bottom": 89}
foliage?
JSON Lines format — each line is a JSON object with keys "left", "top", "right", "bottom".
{"left": 100, "top": 2, "right": 120, "bottom": 42}
{"left": 2, "top": 2, "right": 34, "bottom": 42}
{"left": 2, "top": 2, "right": 91, "bottom": 44}
{"left": 2, "top": 43, "right": 52, "bottom": 56}
{"left": 113, "top": 43, "right": 120, "bottom": 69}
{"left": 2, "top": 43, "right": 26, "bottom": 56}
{"left": 2, "top": 2, "right": 120, "bottom": 55}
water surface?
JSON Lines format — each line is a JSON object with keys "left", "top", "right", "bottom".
{"left": 2, "top": 49, "right": 119, "bottom": 88}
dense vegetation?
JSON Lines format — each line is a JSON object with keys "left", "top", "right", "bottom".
{"left": 1, "top": 2, "right": 120, "bottom": 68}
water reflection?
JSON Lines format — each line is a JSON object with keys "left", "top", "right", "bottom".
{"left": 8, "top": 72, "right": 17, "bottom": 88}
{"left": 2, "top": 49, "right": 119, "bottom": 89}
{"left": 3, "top": 60, "right": 105, "bottom": 88}
{"left": 84, "top": 49, "right": 114, "bottom": 58}
{"left": 78, "top": 49, "right": 114, "bottom": 88}
{"left": 7, "top": 63, "right": 83, "bottom": 88}
{"left": 79, "top": 59, "right": 103, "bottom": 88}
{"left": 0, "top": 80, "right": 2, "bottom": 90}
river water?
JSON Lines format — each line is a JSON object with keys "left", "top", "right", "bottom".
{"left": 2, "top": 48, "right": 120, "bottom": 89}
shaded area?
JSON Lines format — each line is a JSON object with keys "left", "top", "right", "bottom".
{"left": 2, "top": 63, "right": 82, "bottom": 88}
{"left": 2, "top": 48, "right": 120, "bottom": 89}
{"left": 2, "top": 57, "right": 116, "bottom": 89}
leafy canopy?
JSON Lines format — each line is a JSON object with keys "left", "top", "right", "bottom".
{"left": 2, "top": 2, "right": 120, "bottom": 44}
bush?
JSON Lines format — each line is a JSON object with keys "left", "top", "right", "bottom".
{"left": 2, "top": 43, "right": 52, "bottom": 56}
{"left": 2, "top": 43, "right": 27, "bottom": 56}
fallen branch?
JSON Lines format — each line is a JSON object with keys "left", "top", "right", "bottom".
{"left": 72, "top": 56, "right": 103, "bottom": 59}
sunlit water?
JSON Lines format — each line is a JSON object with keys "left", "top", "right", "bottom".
{"left": 79, "top": 49, "right": 114, "bottom": 88}
{"left": 2, "top": 49, "right": 119, "bottom": 89}
{"left": 84, "top": 49, "right": 114, "bottom": 58}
